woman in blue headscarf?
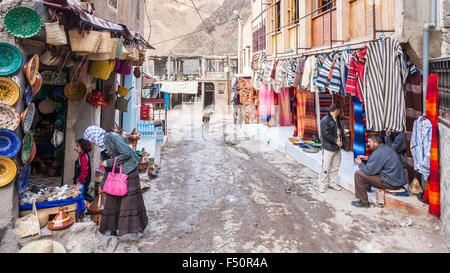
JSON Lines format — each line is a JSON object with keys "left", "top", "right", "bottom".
{"left": 83, "top": 126, "right": 147, "bottom": 237}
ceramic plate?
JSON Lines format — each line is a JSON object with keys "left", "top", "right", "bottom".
{"left": 0, "top": 103, "right": 20, "bottom": 130}
{"left": 22, "top": 103, "right": 35, "bottom": 134}
{"left": 0, "top": 128, "right": 21, "bottom": 158}
{"left": 0, "top": 43, "right": 23, "bottom": 76}
{"left": 0, "top": 77, "right": 20, "bottom": 105}
{"left": 21, "top": 132, "right": 33, "bottom": 164}
{"left": 17, "top": 163, "right": 31, "bottom": 196}
{"left": 0, "top": 156, "right": 17, "bottom": 188}
{"left": 4, "top": 7, "right": 42, "bottom": 38}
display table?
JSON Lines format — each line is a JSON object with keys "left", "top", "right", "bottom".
{"left": 19, "top": 185, "right": 86, "bottom": 221}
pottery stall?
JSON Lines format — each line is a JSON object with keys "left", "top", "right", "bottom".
{"left": 0, "top": 1, "right": 153, "bottom": 235}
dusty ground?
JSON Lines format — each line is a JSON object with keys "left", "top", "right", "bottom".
{"left": 1, "top": 103, "right": 449, "bottom": 253}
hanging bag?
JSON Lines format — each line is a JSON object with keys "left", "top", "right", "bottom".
{"left": 115, "top": 96, "right": 130, "bottom": 112}
{"left": 88, "top": 59, "right": 115, "bottom": 80}
{"left": 102, "top": 157, "right": 128, "bottom": 197}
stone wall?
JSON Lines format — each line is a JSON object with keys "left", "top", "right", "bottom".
{"left": 439, "top": 123, "right": 450, "bottom": 247}
{"left": 441, "top": 0, "right": 450, "bottom": 55}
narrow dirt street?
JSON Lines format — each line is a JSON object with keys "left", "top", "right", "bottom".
{"left": 134, "top": 104, "right": 449, "bottom": 253}
{"left": 1, "top": 103, "right": 448, "bottom": 253}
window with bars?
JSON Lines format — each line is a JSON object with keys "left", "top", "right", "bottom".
{"left": 430, "top": 58, "right": 450, "bottom": 125}
{"left": 109, "top": 0, "right": 117, "bottom": 9}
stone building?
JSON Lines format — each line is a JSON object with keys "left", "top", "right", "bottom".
{"left": 248, "top": 0, "right": 450, "bottom": 247}
{"left": 0, "top": 0, "right": 148, "bottom": 233}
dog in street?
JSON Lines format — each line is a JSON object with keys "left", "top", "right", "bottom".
{"left": 202, "top": 108, "right": 214, "bottom": 131}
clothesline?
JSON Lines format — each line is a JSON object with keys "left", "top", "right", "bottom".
{"left": 265, "top": 37, "right": 389, "bottom": 61}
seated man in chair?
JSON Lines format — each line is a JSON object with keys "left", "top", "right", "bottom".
{"left": 352, "top": 134, "right": 407, "bottom": 208}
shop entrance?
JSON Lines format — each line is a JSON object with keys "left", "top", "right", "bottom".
{"left": 29, "top": 78, "right": 67, "bottom": 187}
{"left": 204, "top": 82, "right": 215, "bottom": 109}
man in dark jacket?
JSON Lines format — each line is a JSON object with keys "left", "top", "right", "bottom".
{"left": 318, "top": 104, "right": 348, "bottom": 193}
{"left": 352, "top": 134, "right": 407, "bottom": 208}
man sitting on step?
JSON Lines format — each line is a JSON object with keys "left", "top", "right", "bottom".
{"left": 352, "top": 134, "right": 407, "bottom": 208}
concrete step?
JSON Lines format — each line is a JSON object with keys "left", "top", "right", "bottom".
{"left": 242, "top": 124, "right": 430, "bottom": 216}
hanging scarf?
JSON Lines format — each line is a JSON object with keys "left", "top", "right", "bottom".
{"left": 424, "top": 73, "right": 440, "bottom": 216}
{"left": 83, "top": 126, "right": 107, "bottom": 152}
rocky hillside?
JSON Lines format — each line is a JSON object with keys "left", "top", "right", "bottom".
{"left": 146, "top": 0, "right": 250, "bottom": 56}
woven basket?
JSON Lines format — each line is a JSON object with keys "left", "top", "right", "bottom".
{"left": 40, "top": 50, "right": 62, "bottom": 66}
{"left": 44, "top": 22, "right": 67, "bottom": 46}
{"left": 127, "top": 51, "right": 146, "bottom": 66}
{"left": 124, "top": 45, "right": 139, "bottom": 60}
{"left": 108, "top": 39, "right": 118, "bottom": 60}
{"left": 89, "top": 53, "right": 110, "bottom": 61}
{"left": 114, "top": 38, "right": 124, "bottom": 59}
{"left": 96, "top": 31, "right": 113, "bottom": 54}
{"left": 69, "top": 29, "right": 100, "bottom": 53}
{"left": 88, "top": 59, "right": 115, "bottom": 80}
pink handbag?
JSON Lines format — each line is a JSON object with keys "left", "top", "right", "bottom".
{"left": 102, "top": 157, "right": 128, "bottom": 196}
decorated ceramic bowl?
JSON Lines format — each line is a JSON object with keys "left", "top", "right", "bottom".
{"left": 0, "top": 128, "right": 21, "bottom": 158}
{"left": 0, "top": 103, "right": 20, "bottom": 131}
{"left": 0, "top": 43, "right": 23, "bottom": 76}
{"left": 21, "top": 103, "right": 36, "bottom": 134}
{"left": 17, "top": 163, "right": 31, "bottom": 196}
{"left": 0, "top": 156, "right": 17, "bottom": 188}
{"left": 21, "top": 132, "right": 34, "bottom": 164}
{"left": 4, "top": 6, "right": 42, "bottom": 38}
{"left": 0, "top": 77, "right": 20, "bottom": 106}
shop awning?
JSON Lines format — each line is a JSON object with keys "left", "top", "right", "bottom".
{"left": 159, "top": 81, "right": 198, "bottom": 94}
{"left": 43, "top": 0, "right": 154, "bottom": 49}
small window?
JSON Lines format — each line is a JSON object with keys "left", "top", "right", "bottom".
{"left": 313, "top": 0, "right": 335, "bottom": 17}
{"left": 109, "top": 0, "right": 117, "bottom": 9}
{"left": 287, "top": 0, "right": 299, "bottom": 24}
{"left": 271, "top": 0, "right": 281, "bottom": 33}
{"left": 218, "top": 83, "right": 226, "bottom": 94}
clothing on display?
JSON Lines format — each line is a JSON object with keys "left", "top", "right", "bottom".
{"left": 423, "top": 73, "right": 440, "bottom": 216}
{"left": 364, "top": 37, "right": 407, "bottom": 132}
{"left": 410, "top": 116, "right": 432, "bottom": 180}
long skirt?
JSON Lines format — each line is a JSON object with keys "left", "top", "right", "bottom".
{"left": 278, "top": 88, "right": 292, "bottom": 126}
{"left": 100, "top": 168, "right": 148, "bottom": 235}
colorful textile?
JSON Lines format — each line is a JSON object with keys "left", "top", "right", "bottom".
{"left": 238, "top": 79, "right": 258, "bottom": 123}
{"left": 319, "top": 92, "right": 332, "bottom": 119}
{"left": 296, "top": 89, "right": 307, "bottom": 138}
{"left": 312, "top": 54, "right": 326, "bottom": 92}
{"left": 345, "top": 47, "right": 367, "bottom": 102}
{"left": 279, "top": 88, "right": 292, "bottom": 126}
{"left": 315, "top": 52, "right": 338, "bottom": 93}
{"left": 424, "top": 73, "right": 440, "bottom": 216}
{"left": 258, "top": 82, "right": 275, "bottom": 116}
{"left": 364, "top": 38, "right": 407, "bottom": 132}
{"left": 339, "top": 51, "right": 352, "bottom": 94}
{"left": 293, "top": 89, "right": 298, "bottom": 137}
{"left": 287, "top": 58, "right": 300, "bottom": 87}
{"left": 353, "top": 96, "right": 366, "bottom": 159}
{"left": 304, "top": 92, "right": 318, "bottom": 139}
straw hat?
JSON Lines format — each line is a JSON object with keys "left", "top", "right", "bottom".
{"left": 19, "top": 239, "right": 66, "bottom": 253}
{"left": 64, "top": 81, "right": 87, "bottom": 101}
{"left": 47, "top": 207, "right": 74, "bottom": 230}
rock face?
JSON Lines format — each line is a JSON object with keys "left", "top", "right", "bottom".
{"left": 147, "top": 0, "right": 251, "bottom": 56}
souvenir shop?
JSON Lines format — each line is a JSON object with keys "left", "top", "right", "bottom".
{"left": 0, "top": 1, "right": 152, "bottom": 237}
{"left": 249, "top": 37, "right": 439, "bottom": 215}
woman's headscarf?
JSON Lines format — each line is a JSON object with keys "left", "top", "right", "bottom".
{"left": 83, "top": 126, "right": 106, "bottom": 152}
